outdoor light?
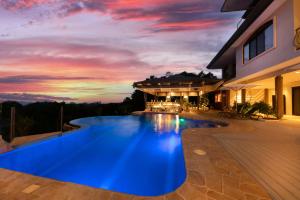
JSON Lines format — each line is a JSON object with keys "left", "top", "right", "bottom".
{"left": 193, "top": 149, "right": 206, "bottom": 156}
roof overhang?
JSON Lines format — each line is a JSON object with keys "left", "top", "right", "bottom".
{"left": 221, "top": 0, "right": 256, "bottom": 12}
{"left": 137, "top": 81, "right": 224, "bottom": 95}
{"left": 224, "top": 56, "right": 300, "bottom": 86}
{"left": 207, "top": 0, "right": 273, "bottom": 70}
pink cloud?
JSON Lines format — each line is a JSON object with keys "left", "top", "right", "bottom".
{"left": 1, "top": 0, "right": 239, "bottom": 32}
{"left": 0, "top": 1, "right": 239, "bottom": 102}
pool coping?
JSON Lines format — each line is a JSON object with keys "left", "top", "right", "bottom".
{"left": 0, "top": 113, "right": 272, "bottom": 200}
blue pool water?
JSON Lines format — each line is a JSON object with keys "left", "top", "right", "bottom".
{"left": 0, "top": 114, "right": 224, "bottom": 196}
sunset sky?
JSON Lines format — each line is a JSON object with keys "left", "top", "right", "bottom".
{"left": 0, "top": 0, "right": 241, "bottom": 103}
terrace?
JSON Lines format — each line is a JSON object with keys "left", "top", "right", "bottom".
{"left": 1, "top": 111, "right": 300, "bottom": 199}
{"left": 0, "top": 0, "right": 300, "bottom": 199}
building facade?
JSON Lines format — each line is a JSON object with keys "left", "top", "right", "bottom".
{"left": 207, "top": 0, "right": 300, "bottom": 118}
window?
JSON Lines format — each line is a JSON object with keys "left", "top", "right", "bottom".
{"left": 265, "top": 24, "right": 274, "bottom": 49}
{"left": 243, "top": 21, "right": 274, "bottom": 63}
{"left": 243, "top": 43, "right": 249, "bottom": 62}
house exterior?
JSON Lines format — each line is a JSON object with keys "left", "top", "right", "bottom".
{"left": 207, "top": 0, "right": 300, "bottom": 118}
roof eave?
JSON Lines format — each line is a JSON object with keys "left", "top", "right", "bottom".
{"left": 221, "top": 0, "right": 255, "bottom": 12}
{"left": 206, "top": 0, "right": 273, "bottom": 70}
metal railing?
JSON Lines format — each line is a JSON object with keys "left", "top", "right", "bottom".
{"left": 0, "top": 103, "right": 65, "bottom": 143}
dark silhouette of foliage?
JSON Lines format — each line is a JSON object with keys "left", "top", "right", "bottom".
{"left": 146, "top": 71, "right": 218, "bottom": 80}
{"left": 0, "top": 90, "right": 151, "bottom": 142}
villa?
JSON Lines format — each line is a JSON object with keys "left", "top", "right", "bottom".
{"left": 1, "top": 1, "right": 300, "bottom": 200}
{"left": 207, "top": 0, "right": 300, "bottom": 118}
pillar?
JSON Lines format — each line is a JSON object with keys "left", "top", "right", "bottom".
{"left": 60, "top": 105, "right": 64, "bottom": 134}
{"left": 155, "top": 92, "right": 158, "bottom": 101}
{"left": 241, "top": 89, "right": 246, "bottom": 104}
{"left": 197, "top": 91, "right": 200, "bottom": 109}
{"left": 264, "top": 89, "right": 269, "bottom": 104}
{"left": 221, "top": 90, "right": 230, "bottom": 109}
{"left": 180, "top": 93, "right": 183, "bottom": 105}
{"left": 10, "top": 107, "right": 16, "bottom": 142}
{"left": 275, "top": 75, "right": 284, "bottom": 119}
{"left": 226, "top": 90, "right": 231, "bottom": 108}
{"left": 143, "top": 92, "right": 147, "bottom": 108}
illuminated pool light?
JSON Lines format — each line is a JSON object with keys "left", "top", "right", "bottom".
{"left": 193, "top": 149, "right": 207, "bottom": 156}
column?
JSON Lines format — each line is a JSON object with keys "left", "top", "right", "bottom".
{"left": 143, "top": 92, "right": 147, "bottom": 108}
{"left": 264, "top": 89, "right": 269, "bottom": 104}
{"left": 10, "top": 107, "right": 16, "bottom": 142}
{"left": 275, "top": 75, "right": 284, "bottom": 119}
{"left": 226, "top": 90, "right": 231, "bottom": 108}
{"left": 155, "top": 92, "right": 158, "bottom": 101}
{"left": 197, "top": 91, "right": 200, "bottom": 110}
{"left": 180, "top": 92, "right": 183, "bottom": 105}
{"left": 241, "top": 89, "right": 246, "bottom": 104}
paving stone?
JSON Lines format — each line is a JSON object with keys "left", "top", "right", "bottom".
{"left": 222, "top": 175, "right": 239, "bottom": 189}
{"left": 188, "top": 170, "right": 205, "bottom": 186}
{"left": 165, "top": 192, "right": 184, "bottom": 200}
{"left": 239, "top": 184, "right": 269, "bottom": 198}
{"left": 244, "top": 194, "right": 259, "bottom": 200}
{"left": 132, "top": 196, "right": 165, "bottom": 200}
{"left": 207, "top": 190, "right": 234, "bottom": 200}
{"left": 177, "top": 182, "right": 207, "bottom": 200}
{"left": 205, "top": 173, "right": 223, "bottom": 193}
{"left": 111, "top": 193, "right": 134, "bottom": 200}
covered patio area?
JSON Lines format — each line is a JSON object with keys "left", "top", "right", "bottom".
{"left": 133, "top": 74, "right": 223, "bottom": 113}
{"left": 221, "top": 64, "right": 300, "bottom": 118}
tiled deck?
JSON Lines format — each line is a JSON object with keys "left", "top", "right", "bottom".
{"left": 214, "top": 121, "right": 300, "bottom": 200}
{"left": 182, "top": 111, "right": 300, "bottom": 200}
{"left": 0, "top": 119, "right": 272, "bottom": 200}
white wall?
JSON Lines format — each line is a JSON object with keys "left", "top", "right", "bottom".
{"left": 235, "top": 0, "right": 300, "bottom": 79}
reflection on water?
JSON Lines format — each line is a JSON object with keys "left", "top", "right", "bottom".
{"left": 150, "top": 114, "right": 181, "bottom": 134}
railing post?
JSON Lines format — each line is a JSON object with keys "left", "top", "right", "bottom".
{"left": 143, "top": 93, "right": 147, "bottom": 109}
{"left": 10, "top": 107, "right": 15, "bottom": 142}
{"left": 60, "top": 105, "right": 64, "bottom": 135}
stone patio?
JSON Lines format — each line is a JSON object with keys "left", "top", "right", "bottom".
{"left": 0, "top": 112, "right": 276, "bottom": 200}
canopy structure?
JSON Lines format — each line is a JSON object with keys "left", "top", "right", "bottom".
{"left": 220, "top": 84, "right": 259, "bottom": 91}
{"left": 133, "top": 75, "right": 223, "bottom": 97}
{"left": 133, "top": 74, "right": 224, "bottom": 113}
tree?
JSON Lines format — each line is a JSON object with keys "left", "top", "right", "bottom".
{"left": 131, "top": 90, "right": 146, "bottom": 111}
{"left": 149, "top": 75, "right": 156, "bottom": 80}
{"left": 165, "top": 72, "right": 173, "bottom": 77}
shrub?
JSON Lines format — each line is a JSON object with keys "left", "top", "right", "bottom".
{"left": 250, "top": 101, "right": 275, "bottom": 116}
{"left": 233, "top": 101, "right": 275, "bottom": 118}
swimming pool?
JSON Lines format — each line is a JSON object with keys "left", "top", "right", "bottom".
{"left": 0, "top": 114, "right": 224, "bottom": 196}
